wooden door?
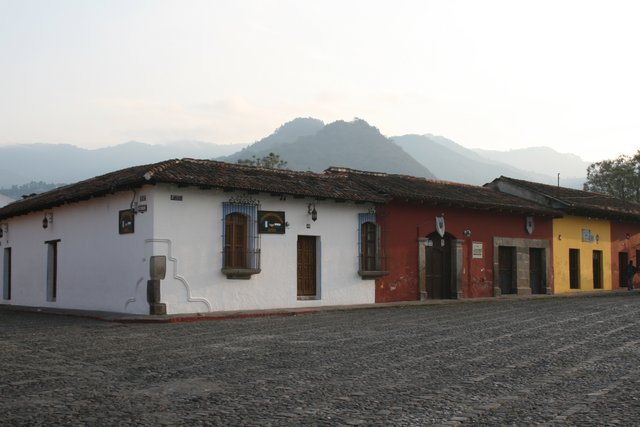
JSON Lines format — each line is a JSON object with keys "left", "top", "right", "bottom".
{"left": 529, "top": 248, "right": 545, "bottom": 294}
{"left": 619, "top": 252, "right": 629, "bottom": 288}
{"left": 297, "top": 236, "right": 317, "bottom": 297}
{"left": 569, "top": 249, "right": 580, "bottom": 289}
{"left": 2, "top": 248, "right": 10, "bottom": 300}
{"left": 425, "top": 233, "right": 452, "bottom": 299}
{"left": 593, "top": 250, "right": 603, "bottom": 289}
{"left": 498, "top": 246, "right": 516, "bottom": 295}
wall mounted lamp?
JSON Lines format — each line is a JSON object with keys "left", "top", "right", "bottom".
{"left": 558, "top": 234, "right": 562, "bottom": 241}
{"left": 42, "top": 212, "right": 53, "bottom": 229}
{"left": 307, "top": 203, "right": 318, "bottom": 222}
{"left": 463, "top": 229, "right": 472, "bottom": 238}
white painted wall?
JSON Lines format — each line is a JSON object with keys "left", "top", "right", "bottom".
{"left": 0, "top": 183, "right": 376, "bottom": 315}
{"left": 0, "top": 188, "right": 154, "bottom": 314}
{"left": 152, "top": 185, "right": 376, "bottom": 314}
{"left": 0, "top": 194, "right": 14, "bottom": 207}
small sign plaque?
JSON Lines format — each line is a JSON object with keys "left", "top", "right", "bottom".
{"left": 582, "top": 228, "right": 594, "bottom": 243}
{"left": 472, "top": 242, "right": 483, "bottom": 259}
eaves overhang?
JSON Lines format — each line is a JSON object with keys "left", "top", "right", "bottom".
{"left": 0, "top": 159, "right": 387, "bottom": 221}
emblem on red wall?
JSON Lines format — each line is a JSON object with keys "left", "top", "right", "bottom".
{"left": 436, "top": 215, "right": 445, "bottom": 238}
{"left": 526, "top": 216, "right": 534, "bottom": 235}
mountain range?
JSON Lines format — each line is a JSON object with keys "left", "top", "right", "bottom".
{"left": 393, "top": 134, "right": 587, "bottom": 188}
{"left": 0, "top": 140, "right": 243, "bottom": 188}
{"left": 220, "top": 118, "right": 589, "bottom": 187}
{"left": 0, "top": 117, "right": 591, "bottom": 199}
{"left": 221, "top": 118, "right": 435, "bottom": 178}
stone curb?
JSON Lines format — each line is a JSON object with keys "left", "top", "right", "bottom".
{"left": 1, "top": 289, "right": 637, "bottom": 324}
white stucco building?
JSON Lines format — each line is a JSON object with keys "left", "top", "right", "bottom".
{"left": 0, "top": 159, "right": 387, "bottom": 315}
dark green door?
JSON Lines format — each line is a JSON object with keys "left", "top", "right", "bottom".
{"left": 529, "top": 248, "right": 545, "bottom": 294}
{"left": 499, "top": 246, "right": 516, "bottom": 295}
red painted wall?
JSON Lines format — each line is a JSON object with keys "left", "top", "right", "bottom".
{"left": 375, "top": 201, "right": 553, "bottom": 302}
{"left": 610, "top": 221, "right": 640, "bottom": 289}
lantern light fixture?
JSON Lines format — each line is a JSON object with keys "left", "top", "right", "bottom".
{"left": 307, "top": 203, "right": 318, "bottom": 222}
{"left": 42, "top": 212, "right": 53, "bottom": 229}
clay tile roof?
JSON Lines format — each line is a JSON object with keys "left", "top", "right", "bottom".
{"left": 324, "top": 167, "right": 560, "bottom": 216}
{"left": 0, "top": 159, "right": 386, "bottom": 220}
{"left": 491, "top": 176, "right": 640, "bottom": 221}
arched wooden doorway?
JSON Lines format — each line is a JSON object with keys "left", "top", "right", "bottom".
{"left": 425, "top": 232, "right": 455, "bottom": 299}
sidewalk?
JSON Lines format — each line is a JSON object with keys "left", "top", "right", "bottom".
{"left": 1, "top": 289, "right": 636, "bottom": 324}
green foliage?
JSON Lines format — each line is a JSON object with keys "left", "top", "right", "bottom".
{"left": 237, "top": 152, "right": 288, "bottom": 169}
{"left": 0, "top": 181, "right": 64, "bottom": 199}
{"left": 583, "top": 151, "right": 640, "bottom": 202}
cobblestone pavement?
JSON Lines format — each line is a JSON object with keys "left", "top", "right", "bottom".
{"left": 2, "top": 294, "right": 640, "bottom": 426}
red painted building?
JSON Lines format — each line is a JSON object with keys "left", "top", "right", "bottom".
{"left": 375, "top": 201, "right": 555, "bottom": 302}
{"left": 328, "top": 168, "right": 559, "bottom": 302}
{"left": 611, "top": 221, "right": 640, "bottom": 289}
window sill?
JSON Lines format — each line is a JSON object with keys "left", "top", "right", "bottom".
{"left": 358, "top": 270, "right": 389, "bottom": 280}
{"left": 222, "top": 268, "right": 261, "bottom": 280}
{"left": 297, "top": 295, "right": 319, "bottom": 300}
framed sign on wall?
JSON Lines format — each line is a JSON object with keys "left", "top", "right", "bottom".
{"left": 119, "top": 209, "right": 135, "bottom": 234}
{"left": 258, "top": 211, "right": 285, "bottom": 234}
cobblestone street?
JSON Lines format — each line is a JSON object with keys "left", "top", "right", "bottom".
{"left": 2, "top": 293, "right": 640, "bottom": 426}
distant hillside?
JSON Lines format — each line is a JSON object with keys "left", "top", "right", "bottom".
{"left": 0, "top": 117, "right": 593, "bottom": 190}
{"left": 0, "top": 181, "right": 63, "bottom": 200}
{"left": 393, "top": 134, "right": 586, "bottom": 188}
{"left": 227, "top": 117, "right": 325, "bottom": 161}
{"left": 0, "top": 141, "right": 244, "bottom": 187}
{"left": 473, "top": 147, "right": 590, "bottom": 180}
{"left": 221, "top": 118, "right": 436, "bottom": 178}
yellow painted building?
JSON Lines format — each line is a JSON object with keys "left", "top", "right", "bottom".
{"left": 553, "top": 215, "right": 612, "bottom": 293}
{"left": 488, "top": 176, "right": 640, "bottom": 295}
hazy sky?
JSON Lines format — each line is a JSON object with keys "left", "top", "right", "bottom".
{"left": 1, "top": 0, "right": 639, "bottom": 161}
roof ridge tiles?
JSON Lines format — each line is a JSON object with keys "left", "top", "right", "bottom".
{"left": 324, "top": 166, "right": 481, "bottom": 188}
{"left": 494, "top": 175, "right": 640, "bottom": 219}
{"left": 499, "top": 175, "right": 640, "bottom": 203}
{"left": 0, "top": 159, "right": 392, "bottom": 220}
{"left": 142, "top": 158, "right": 182, "bottom": 180}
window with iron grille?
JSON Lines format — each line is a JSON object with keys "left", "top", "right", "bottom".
{"left": 222, "top": 202, "right": 260, "bottom": 278}
{"left": 357, "top": 212, "right": 388, "bottom": 279}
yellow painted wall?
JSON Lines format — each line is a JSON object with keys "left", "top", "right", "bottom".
{"left": 553, "top": 215, "right": 611, "bottom": 293}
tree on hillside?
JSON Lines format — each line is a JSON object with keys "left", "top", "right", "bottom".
{"left": 583, "top": 151, "right": 640, "bottom": 202}
{"left": 0, "top": 181, "right": 64, "bottom": 199}
{"left": 237, "top": 152, "right": 288, "bottom": 169}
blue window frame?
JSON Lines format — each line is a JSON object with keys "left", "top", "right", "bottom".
{"left": 222, "top": 202, "right": 260, "bottom": 277}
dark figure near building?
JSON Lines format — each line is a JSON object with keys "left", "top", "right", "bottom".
{"left": 627, "top": 260, "right": 636, "bottom": 291}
